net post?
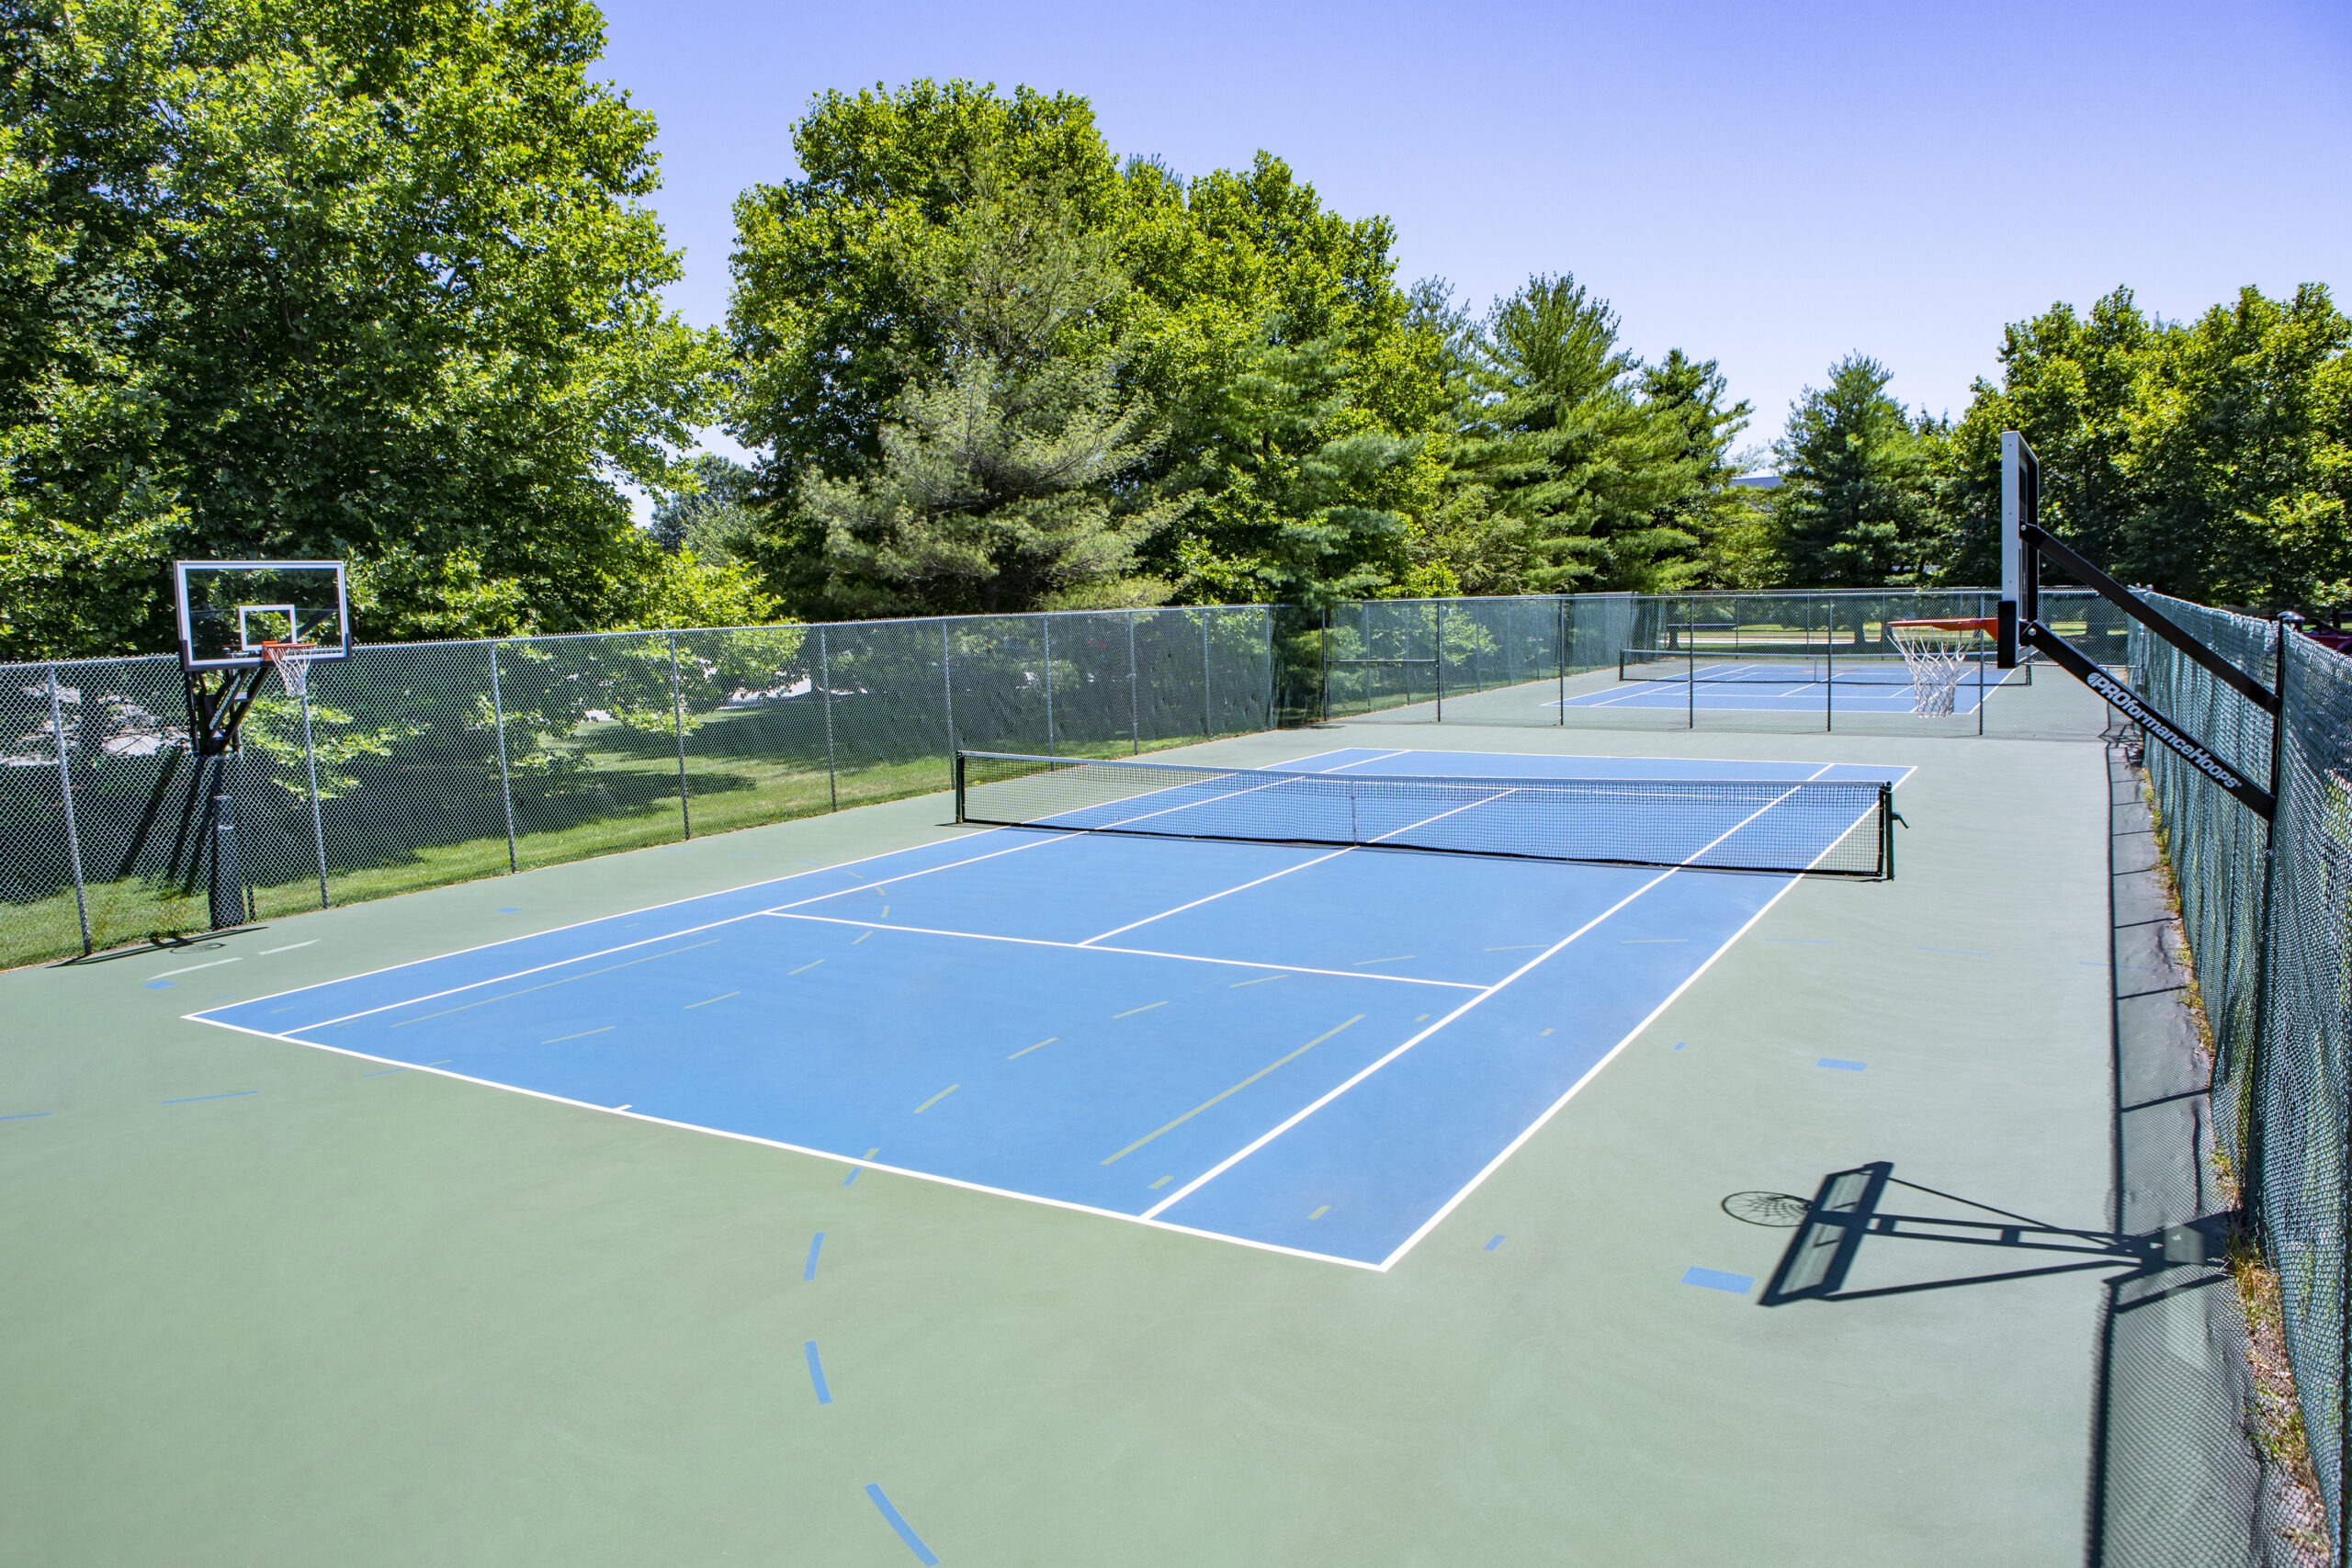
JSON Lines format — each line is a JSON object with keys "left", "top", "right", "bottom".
{"left": 669, "top": 632, "right": 692, "bottom": 840}
{"left": 45, "top": 666, "right": 92, "bottom": 954}
{"left": 1881, "top": 783, "right": 1894, "bottom": 880}
{"left": 490, "top": 642, "right": 517, "bottom": 874}
{"left": 821, "top": 626, "right": 839, "bottom": 812}
{"left": 952, "top": 750, "right": 968, "bottom": 823}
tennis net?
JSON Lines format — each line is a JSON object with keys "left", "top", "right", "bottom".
{"left": 1617, "top": 648, "right": 2024, "bottom": 686}
{"left": 955, "top": 752, "right": 1894, "bottom": 877}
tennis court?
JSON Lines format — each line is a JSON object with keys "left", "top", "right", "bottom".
{"left": 1564, "top": 651, "right": 2031, "bottom": 715}
{"left": 190, "top": 747, "right": 1907, "bottom": 1269}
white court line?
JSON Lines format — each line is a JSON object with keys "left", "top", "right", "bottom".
{"left": 760, "top": 911, "right": 1482, "bottom": 989}
{"left": 1140, "top": 761, "right": 1839, "bottom": 1223}
{"left": 198, "top": 743, "right": 1365, "bottom": 1022}
{"left": 183, "top": 1015, "right": 1388, "bottom": 1273}
{"left": 239, "top": 757, "right": 1373, "bottom": 1035}
{"left": 1371, "top": 763, "right": 1882, "bottom": 1269}
{"left": 1073, "top": 782, "right": 1519, "bottom": 948}
{"left": 1078, "top": 850, "right": 1354, "bottom": 946}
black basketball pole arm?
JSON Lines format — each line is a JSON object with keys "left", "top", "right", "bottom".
{"left": 2010, "top": 522, "right": 2276, "bottom": 821}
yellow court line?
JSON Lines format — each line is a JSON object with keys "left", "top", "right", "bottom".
{"left": 789, "top": 959, "right": 825, "bottom": 976}
{"left": 1308, "top": 1204, "right": 1329, "bottom": 1220}
{"left": 1100, "top": 1015, "right": 1365, "bottom": 1167}
{"left": 542, "top": 1025, "right": 615, "bottom": 1044}
{"left": 1148, "top": 1175, "right": 1173, "bottom": 1190}
{"left": 389, "top": 940, "right": 719, "bottom": 1027}
{"left": 852, "top": 930, "right": 872, "bottom": 945}
{"left": 684, "top": 991, "right": 740, "bottom": 1010}
{"left": 1539, "top": 1027, "right": 1555, "bottom": 1036}
{"left": 1113, "top": 1001, "right": 1167, "bottom": 1019}
{"left": 913, "top": 1084, "right": 958, "bottom": 1114}
{"left": 1007, "top": 1037, "right": 1057, "bottom": 1060}
{"left": 1351, "top": 955, "right": 1414, "bottom": 966}
{"left": 1228, "top": 974, "right": 1289, "bottom": 987}
{"left": 1484, "top": 944, "right": 1544, "bottom": 952}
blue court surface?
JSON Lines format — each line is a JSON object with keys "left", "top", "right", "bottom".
{"left": 193, "top": 747, "right": 1912, "bottom": 1269}
{"left": 1566, "top": 660, "right": 2026, "bottom": 714}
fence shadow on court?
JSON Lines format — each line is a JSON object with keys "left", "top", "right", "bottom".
{"left": 1723, "top": 741, "right": 2322, "bottom": 1567}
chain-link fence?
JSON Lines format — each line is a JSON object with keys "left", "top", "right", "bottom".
{"left": 1, "top": 606, "right": 1279, "bottom": 969}
{"left": 1316, "top": 588, "right": 2128, "bottom": 739}
{"left": 2133, "top": 596, "right": 2352, "bottom": 1557}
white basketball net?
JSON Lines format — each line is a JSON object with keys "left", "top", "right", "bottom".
{"left": 261, "top": 640, "right": 321, "bottom": 701}
{"left": 1887, "top": 621, "right": 1985, "bottom": 717}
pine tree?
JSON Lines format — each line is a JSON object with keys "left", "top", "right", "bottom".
{"left": 1770, "top": 355, "right": 1931, "bottom": 587}
{"left": 1458, "top": 276, "right": 1693, "bottom": 592}
{"left": 797, "top": 177, "right": 1178, "bottom": 615}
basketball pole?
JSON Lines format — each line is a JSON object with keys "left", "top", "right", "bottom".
{"left": 185, "top": 664, "right": 267, "bottom": 931}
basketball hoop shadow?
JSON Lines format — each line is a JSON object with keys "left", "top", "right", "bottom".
{"left": 1725, "top": 1162, "right": 2216, "bottom": 1306}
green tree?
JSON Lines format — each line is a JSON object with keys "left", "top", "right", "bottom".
{"left": 1770, "top": 355, "right": 1933, "bottom": 587}
{"left": 1927, "top": 288, "right": 2154, "bottom": 587}
{"left": 1456, "top": 276, "right": 1695, "bottom": 592}
{"left": 1641, "top": 349, "right": 1755, "bottom": 591}
{"left": 797, "top": 177, "right": 1177, "bottom": 615}
{"left": 1928, "top": 284, "right": 2350, "bottom": 609}
{"left": 0, "top": 0, "right": 740, "bottom": 660}
{"left": 729, "top": 83, "right": 1449, "bottom": 615}
{"left": 652, "top": 454, "right": 763, "bottom": 563}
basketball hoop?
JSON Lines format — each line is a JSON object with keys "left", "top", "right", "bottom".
{"left": 1887, "top": 617, "right": 1996, "bottom": 716}
{"left": 258, "top": 639, "right": 322, "bottom": 701}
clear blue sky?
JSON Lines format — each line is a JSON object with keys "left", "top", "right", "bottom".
{"left": 595, "top": 0, "right": 2349, "bottom": 467}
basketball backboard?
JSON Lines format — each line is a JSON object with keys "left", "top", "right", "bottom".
{"left": 1996, "top": 433, "right": 2038, "bottom": 668}
{"left": 174, "top": 560, "right": 349, "bottom": 671}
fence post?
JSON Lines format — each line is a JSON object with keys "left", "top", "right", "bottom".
{"left": 489, "top": 642, "right": 518, "bottom": 874}
{"left": 939, "top": 620, "right": 956, "bottom": 778}
{"left": 819, "top": 626, "right": 840, "bottom": 811}
{"left": 45, "top": 667, "right": 92, "bottom": 954}
{"left": 669, "top": 632, "right": 692, "bottom": 839}
{"left": 2241, "top": 616, "right": 2295, "bottom": 1233}
{"left": 1042, "top": 615, "right": 1056, "bottom": 755}
{"left": 1976, "top": 592, "right": 1987, "bottom": 738}
{"left": 1826, "top": 599, "right": 1836, "bottom": 732}
{"left": 1556, "top": 597, "right": 1567, "bottom": 725}
{"left": 1202, "top": 612, "right": 1215, "bottom": 739}
{"left": 1127, "top": 609, "right": 1140, "bottom": 754}
{"left": 1685, "top": 605, "right": 1696, "bottom": 728}
{"left": 1318, "top": 604, "right": 1330, "bottom": 725}
{"left": 298, "top": 671, "right": 330, "bottom": 908}
{"left": 1434, "top": 600, "right": 1446, "bottom": 722}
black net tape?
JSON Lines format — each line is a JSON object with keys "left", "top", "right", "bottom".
{"left": 956, "top": 750, "right": 1891, "bottom": 877}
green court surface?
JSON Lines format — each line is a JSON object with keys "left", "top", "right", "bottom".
{"left": 0, "top": 721, "right": 2114, "bottom": 1566}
